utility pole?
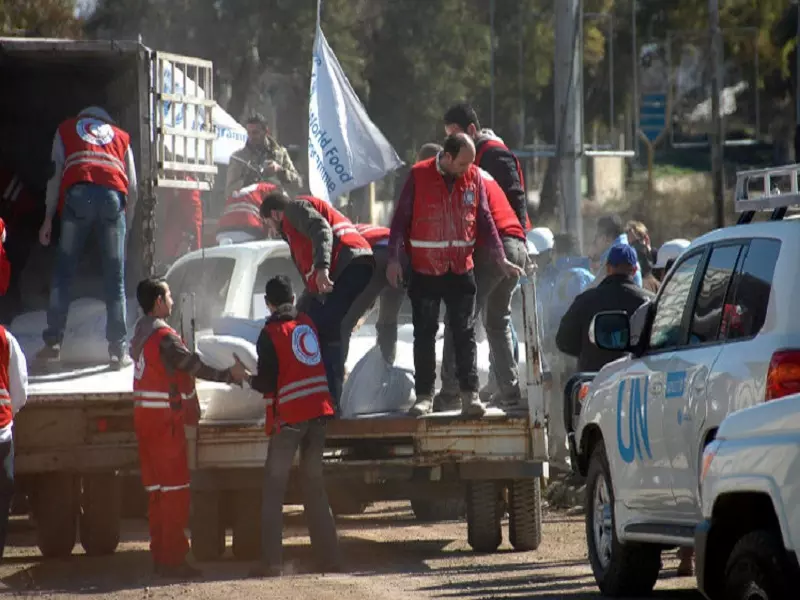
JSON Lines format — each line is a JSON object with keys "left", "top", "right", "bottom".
{"left": 554, "top": 0, "right": 584, "bottom": 251}
{"left": 709, "top": 0, "right": 725, "bottom": 228}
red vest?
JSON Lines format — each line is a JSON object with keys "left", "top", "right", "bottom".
{"left": 480, "top": 169, "right": 525, "bottom": 241}
{"left": 132, "top": 326, "right": 200, "bottom": 430}
{"left": 0, "top": 328, "right": 12, "bottom": 429}
{"left": 58, "top": 116, "right": 131, "bottom": 213}
{"left": 475, "top": 137, "right": 531, "bottom": 231}
{"left": 0, "top": 168, "right": 37, "bottom": 224}
{"left": 282, "top": 195, "right": 371, "bottom": 293}
{"left": 218, "top": 182, "right": 276, "bottom": 236}
{"left": 408, "top": 158, "right": 480, "bottom": 276}
{"left": 263, "top": 313, "right": 335, "bottom": 434}
{"left": 354, "top": 223, "right": 389, "bottom": 246}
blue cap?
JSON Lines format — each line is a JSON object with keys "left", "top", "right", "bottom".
{"left": 607, "top": 243, "right": 638, "bottom": 267}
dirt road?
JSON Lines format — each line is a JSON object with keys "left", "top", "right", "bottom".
{"left": 0, "top": 503, "right": 700, "bottom": 599}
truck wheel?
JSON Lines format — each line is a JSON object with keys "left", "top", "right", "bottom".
{"left": 724, "top": 530, "right": 791, "bottom": 600}
{"left": 411, "top": 497, "right": 466, "bottom": 522}
{"left": 585, "top": 443, "right": 661, "bottom": 596}
{"left": 79, "top": 473, "right": 122, "bottom": 556}
{"left": 232, "top": 490, "right": 262, "bottom": 561}
{"left": 508, "top": 478, "right": 542, "bottom": 551}
{"left": 33, "top": 473, "right": 78, "bottom": 558}
{"left": 191, "top": 490, "right": 226, "bottom": 561}
{"left": 466, "top": 481, "right": 503, "bottom": 553}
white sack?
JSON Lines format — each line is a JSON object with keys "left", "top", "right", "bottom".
{"left": 340, "top": 346, "right": 415, "bottom": 417}
{"left": 211, "top": 316, "right": 263, "bottom": 346}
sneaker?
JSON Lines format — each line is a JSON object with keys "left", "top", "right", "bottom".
{"left": 157, "top": 561, "right": 203, "bottom": 579}
{"left": 249, "top": 564, "right": 283, "bottom": 578}
{"left": 408, "top": 395, "right": 433, "bottom": 417}
{"left": 109, "top": 353, "right": 133, "bottom": 370}
{"left": 432, "top": 391, "right": 461, "bottom": 412}
{"left": 461, "top": 391, "right": 486, "bottom": 418}
{"left": 489, "top": 387, "right": 524, "bottom": 410}
{"left": 478, "top": 384, "right": 496, "bottom": 403}
{"left": 34, "top": 344, "right": 61, "bottom": 367}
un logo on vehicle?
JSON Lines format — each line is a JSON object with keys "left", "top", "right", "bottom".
{"left": 292, "top": 324, "right": 321, "bottom": 366}
{"left": 616, "top": 378, "right": 653, "bottom": 464}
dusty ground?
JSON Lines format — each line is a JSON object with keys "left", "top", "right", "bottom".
{"left": 0, "top": 502, "right": 700, "bottom": 599}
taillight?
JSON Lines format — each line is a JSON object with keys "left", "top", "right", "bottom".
{"left": 765, "top": 350, "right": 800, "bottom": 401}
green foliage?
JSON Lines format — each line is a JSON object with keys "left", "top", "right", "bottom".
{"left": 1, "top": 0, "right": 83, "bottom": 37}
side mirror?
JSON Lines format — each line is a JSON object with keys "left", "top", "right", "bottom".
{"left": 589, "top": 311, "right": 631, "bottom": 351}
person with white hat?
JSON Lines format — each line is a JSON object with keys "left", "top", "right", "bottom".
{"left": 653, "top": 238, "right": 691, "bottom": 282}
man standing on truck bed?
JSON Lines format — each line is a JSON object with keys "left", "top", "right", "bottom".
{"left": 225, "top": 113, "right": 302, "bottom": 199}
{"left": 36, "top": 106, "right": 138, "bottom": 369}
{"left": 387, "top": 133, "right": 524, "bottom": 418}
{"left": 132, "top": 277, "right": 248, "bottom": 579}
{"left": 259, "top": 189, "right": 373, "bottom": 407}
{"left": 216, "top": 181, "right": 277, "bottom": 244}
{"left": 0, "top": 321, "right": 27, "bottom": 560}
{"left": 249, "top": 275, "right": 340, "bottom": 578}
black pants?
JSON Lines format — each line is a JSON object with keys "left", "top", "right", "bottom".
{"left": 0, "top": 438, "right": 13, "bottom": 559}
{"left": 409, "top": 270, "right": 478, "bottom": 396}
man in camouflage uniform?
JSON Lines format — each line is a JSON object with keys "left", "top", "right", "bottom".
{"left": 225, "top": 113, "right": 303, "bottom": 199}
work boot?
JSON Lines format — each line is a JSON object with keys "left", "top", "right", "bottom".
{"left": 461, "top": 391, "right": 486, "bottom": 418}
{"left": 157, "top": 562, "right": 203, "bottom": 579}
{"left": 408, "top": 395, "right": 433, "bottom": 417}
{"left": 479, "top": 383, "right": 497, "bottom": 403}
{"left": 432, "top": 390, "right": 461, "bottom": 412}
{"left": 34, "top": 344, "right": 61, "bottom": 368}
{"left": 109, "top": 352, "right": 133, "bottom": 371}
{"left": 489, "top": 386, "right": 524, "bottom": 410}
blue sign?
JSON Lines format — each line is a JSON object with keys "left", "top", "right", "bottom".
{"left": 640, "top": 92, "right": 668, "bottom": 143}
{"left": 665, "top": 371, "right": 686, "bottom": 399}
{"left": 617, "top": 378, "right": 653, "bottom": 464}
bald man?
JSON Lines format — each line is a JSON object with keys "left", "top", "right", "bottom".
{"left": 387, "top": 133, "right": 523, "bottom": 418}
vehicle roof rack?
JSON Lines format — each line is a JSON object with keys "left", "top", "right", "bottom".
{"left": 735, "top": 164, "right": 800, "bottom": 224}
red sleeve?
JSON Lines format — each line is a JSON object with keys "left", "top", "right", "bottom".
{"left": 388, "top": 174, "right": 414, "bottom": 261}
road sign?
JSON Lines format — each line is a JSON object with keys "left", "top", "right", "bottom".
{"left": 639, "top": 92, "right": 668, "bottom": 143}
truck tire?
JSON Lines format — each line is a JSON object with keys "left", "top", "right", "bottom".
{"left": 724, "top": 530, "right": 791, "bottom": 600}
{"left": 466, "top": 481, "right": 503, "bottom": 553}
{"left": 79, "top": 473, "right": 122, "bottom": 556}
{"left": 508, "top": 478, "right": 542, "bottom": 551}
{"left": 33, "top": 473, "right": 78, "bottom": 558}
{"left": 232, "top": 490, "right": 262, "bottom": 561}
{"left": 411, "top": 497, "right": 466, "bottom": 522}
{"left": 191, "top": 490, "right": 226, "bottom": 561}
{"left": 585, "top": 443, "right": 661, "bottom": 596}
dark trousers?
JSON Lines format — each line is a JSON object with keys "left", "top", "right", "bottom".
{"left": 0, "top": 438, "right": 13, "bottom": 559}
{"left": 304, "top": 261, "right": 374, "bottom": 406}
{"left": 409, "top": 269, "right": 478, "bottom": 397}
{"left": 260, "top": 418, "right": 339, "bottom": 570}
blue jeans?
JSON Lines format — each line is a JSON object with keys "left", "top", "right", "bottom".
{"left": 43, "top": 183, "right": 127, "bottom": 353}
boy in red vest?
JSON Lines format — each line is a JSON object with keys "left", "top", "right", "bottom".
{"left": 249, "top": 275, "right": 340, "bottom": 577}
{"left": 131, "top": 277, "right": 249, "bottom": 578}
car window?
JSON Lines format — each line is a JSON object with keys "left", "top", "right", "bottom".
{"left": 721, "top": 239, "right": 780, "bottom": 340}
{"left": 648, "top": 252, "right": 704, "bottom": 352}
{"left": 688, "top": 244, "right": 743, "bottom": 346}
{"left": 251, "top": 257, "right": 304, "bottom": 319}
{"left": 166, "top": 257, "right": 236, "bottom": 331}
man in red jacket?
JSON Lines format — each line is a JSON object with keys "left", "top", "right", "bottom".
{"left": 249, "top": 275, "right": 340, "bottom": 577}
{"left": 387, "top": 133, "right": 523, "bottom": 418}
{"left": 216, "top": 182, "right": 276, "bottom": 244}
{"left": 131, "top": 277, "right": 248, "bottom": 578}
{"left": 259, "top": 190, "right": 373, "bottom": 406}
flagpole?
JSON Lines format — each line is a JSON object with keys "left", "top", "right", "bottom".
{"left": 316, "top": 0, "right": 322, "bottom": 29}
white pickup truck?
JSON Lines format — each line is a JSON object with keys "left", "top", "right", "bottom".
{"left": 166, "top": 240, "right": 549, "bottom": 561}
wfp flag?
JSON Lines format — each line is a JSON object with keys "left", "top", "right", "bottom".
{"left": 308, "top": 5, "right": 402, "bottom": 204}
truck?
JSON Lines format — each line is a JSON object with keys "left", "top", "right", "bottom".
{"left": 0, "top": 37, "right": 217, "bottom": 558}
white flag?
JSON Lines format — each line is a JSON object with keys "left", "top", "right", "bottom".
{"left": 308, "top": 7, "right": 403, "bottom": 204}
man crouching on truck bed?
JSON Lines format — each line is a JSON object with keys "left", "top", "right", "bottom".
{"left": 249, "top": 275, "right": 341, "bottom": 578}
{"left": 131, "top": 277, "right": 249, "bottom": 579}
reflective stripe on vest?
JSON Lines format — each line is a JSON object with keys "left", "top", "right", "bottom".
{"left": 134, "top": 389, "right": 196, "bottom": 409}
{"left": 409, "top": 239, "right": 475, "bottom": 248}
{"left": 64, "top": 150, "right": 127, "bottom": 176}
{"left": 144, "top": 483, "right": 190, "bottom": 492}
{"left": 332, "top": 221, "right": 360, "bottom": 237}
{"left": 222, "top": 201, "right": 262, "bottom": 218}
{"left": 0, "top": 387, "right": 9, "bottom": 406}
{"left": 265, "top": 374, "right": 330, "bottom": 407}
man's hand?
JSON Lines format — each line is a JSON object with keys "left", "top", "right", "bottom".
{"left": 263, "top": 160, "right": 282, "bottom": 175}
{"left": 314, "top": 268, "right": 334, "bottom": 293}
{"left": 39, "top": 218, "right": 53, "bottom": 247}
{"left": 229, "top": 353, "right": 250, "bottom": 385}
{"left": 386, "top": 260, "right": 404, "bottom": 289}
{"left": 500, "top": 259, "right": 525, "bottom": 278}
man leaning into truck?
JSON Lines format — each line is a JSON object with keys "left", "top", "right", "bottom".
{"left": 36, "top": 106, "right": 138, "bottom": 369}
{"left": 131, "top": 277, "right": 249, "bottom": 579}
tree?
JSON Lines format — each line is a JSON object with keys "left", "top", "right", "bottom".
{"left": 1, "top": 0, "right": 84, "bottom": 37}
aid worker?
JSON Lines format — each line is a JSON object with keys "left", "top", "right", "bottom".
{"left": 159, "top": 173, "right": 203, "bottom": 262}
{"left": 387, "top": 133, "right": 524, "bottom": 418}
{"left": 0, "top": 321, "right": 28, "bottom": 560}
{"left": 131, "top": 277, "right": 248, "bottom": 579}
{"left": 249, "top": 275, "right": 340, "bottom": 577}
{"left": 259, "top": 190, "right": 373, "bottom": 405}
{"left": 216, "top": 182, "right": 277, "bottom": 244}
{"left": 36, "top": 106, "right": 138, "bottom": 369}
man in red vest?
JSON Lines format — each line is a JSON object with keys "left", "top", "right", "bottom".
{"left": 259, "top": 190, "right": 373, "bottom": 406}
{"left": 216, "top": 182, "right": 276, "bottom": 244}
{"left": 159, "top": 174, "right": 203, "bottom": 263}
{"left": 0, "top": 322, "right": 28, "bottom": 560}
{"left": 249, "top": 275, "right": 340, "bottom": 577}
{"left": 131, "top": 277, "right": 248, "bottom": 578}
{"left": 36, "top": 106, "right": 138, "bottom": 369}
{"left": 387, "top": 133, "right": 523, "bottom": 418}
